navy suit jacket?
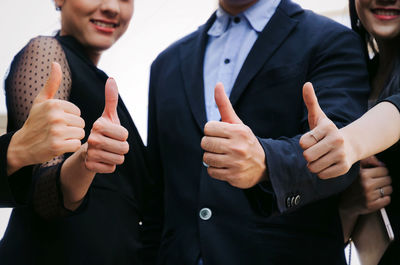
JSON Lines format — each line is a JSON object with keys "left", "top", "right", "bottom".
{"left": 144, "top": 1, "right": 370, "bottom": 264}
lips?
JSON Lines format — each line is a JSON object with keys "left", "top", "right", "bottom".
{"left": 90, "top": 19, "right": 119, "bottom": 33}
{"left": 372, "top": 8, "right": 400, "bottom": 20}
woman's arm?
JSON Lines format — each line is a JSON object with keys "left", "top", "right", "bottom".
{"left": 342, "top": 102, "right": 400, "bottom": 162}
{"left": 299, "top": 82, "right": 400, "bottom": 179}
{"left": 4, "top": 36, "right": 86, "bottom": 208}
{"left": 6, "top": 62, "right": 84, "bottom": 176}
{"left": 59, "top": 78, "right": 129, "bottom": 211}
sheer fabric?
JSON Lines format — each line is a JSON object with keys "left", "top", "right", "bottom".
{"left": 5, "top": 36, "right": 72, "bottom": 219}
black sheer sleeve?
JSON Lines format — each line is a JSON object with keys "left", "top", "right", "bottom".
{"left": 5, "top": 36, "right": 72, "bottom": 218}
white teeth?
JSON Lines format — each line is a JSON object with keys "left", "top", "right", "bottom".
{"left": 92, "top": 20, "right": 115, "bottom": 28}
{"left": 374, "top": 9, "right": 400, "bottom": 16}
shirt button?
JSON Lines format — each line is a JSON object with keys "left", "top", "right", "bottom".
{"left": 224, "top": 58, "right": 231, "bottom": 64}
{"left": 234, "top": 17, "right": 241, "bottom": 23}
{"left": 199, "top": 208, "right": 212, "bottom": 220}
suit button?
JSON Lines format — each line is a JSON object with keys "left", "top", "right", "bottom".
{"left": 199, "top": 208, "right": 212, "bottom": 220}
{"left": 286, "top": 197, "right": 292, "bottom": 208}
{"left": 294, "top": 195, "right": 301, "bottom": 206}
{"left": 291, "top": 197, "right": 296, "bottom": 207}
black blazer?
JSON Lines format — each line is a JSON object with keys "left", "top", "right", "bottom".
{"left": 0, "top": 132, "right": 33, "bottom": 207}
{"left": 144, "top": 0, "right": 370, "bottom": 264}
{"left": 0, "top": 35, "right": 149, "bottom": 265}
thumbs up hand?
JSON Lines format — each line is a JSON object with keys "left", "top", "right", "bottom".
{"left": 7, "top": 62, "right": 85, "bottom": 175}
{"left": 201, "top": 83, "right": 267, "bottom": 189}
{"left": 84, "top": 78, "right": 129, "bottom": 173}
{"left": 299, "top": 82, "right": 353, "bottom": 179}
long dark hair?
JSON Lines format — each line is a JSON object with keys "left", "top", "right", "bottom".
{"left": 349, "top": 0, "right": 378, "bottom": 63}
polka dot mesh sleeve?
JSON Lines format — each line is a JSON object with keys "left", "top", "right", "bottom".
{"left": 5, "top": 36, "right": 72, "bottom": 219}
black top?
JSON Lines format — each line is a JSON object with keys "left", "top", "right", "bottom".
{"left": 0, "top": 35, "right": 150, "bottom": 265}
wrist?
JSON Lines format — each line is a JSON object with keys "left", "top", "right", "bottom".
{"left": 60, "top": 144, "right": 95, "bottom": 210}
{"left": 7, "top": 130, "right": 29, "bottom": 176}
{"left": 341, "top": 126, "right": 359, "bottom": 166}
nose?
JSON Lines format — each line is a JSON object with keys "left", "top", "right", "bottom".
{"left": 100, "top": 0, "right": 120, "bottom": 17}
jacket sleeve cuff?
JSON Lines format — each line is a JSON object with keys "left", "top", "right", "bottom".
{"left": 0, "top": 132, "right": 34, "bottom": 207}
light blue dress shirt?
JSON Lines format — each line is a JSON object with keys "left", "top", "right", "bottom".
{"left": 199, "top": 0, "right": 280, "bottom": 263}
{"left": 203, "top": 0, "right": 281, "bottom": 122}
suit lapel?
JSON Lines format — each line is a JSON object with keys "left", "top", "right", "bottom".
{"left": 179, "top": 14, "right": 216, "bottom": 132}
{"left": 229, "top": 0, "right": 302, "bottom": 106}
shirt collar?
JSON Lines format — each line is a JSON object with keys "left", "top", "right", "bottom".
{"left": 208, "top": 0, "right": 281, "bottom": 37}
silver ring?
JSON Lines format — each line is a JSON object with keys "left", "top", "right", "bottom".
{"left": 380, "top": 187, "right": 385, "bottom": 198}
{"left": 203, "top": 161, "right": 209, "bottom": 168}
{"left": 309, "top": 130, "right": 319, "bottom": 143}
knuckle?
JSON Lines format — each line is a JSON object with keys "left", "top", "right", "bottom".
{"left": 359, "top": 169, "right": 367, "bottom": 179}
{"left": 79, "top": 129, "right": 86, "bottom": 139}
{"left": 303, "top": 151, "right": 311, "bottom": 162}
{"left": 327, "top": 122, "right": 337, "bottom": 131}
{"left": 336, "top": 150, "right": 346, "bottom": 161}
{"left": 78, "top": 117, "right": 85, "bottom": 128}
{"left": 116, "top": 155, "right": 125, "bottom": 165}
{"left": 86, "top": 148, "right": 96, "bottom": 159}
{"left": 318, "top": 172, "right": 328, "bottom": 179}
{"left": 207, "top": 167, "right": 214, "bottom": 177}
{"left": 232, "top": 160, "right": 243, "bottom": 169}
{"left": 49, "top": 141, "right": 62, "bottom": 155}
{"left": 203, "top": 152, "right": 209, "bottom": 163}
{"left": 84, "top": 161, "right": 95, "bottom": 171}
{"left": 361, "top": 181, "right": 371, "bottom": 191}
{"left": 333, "top": 134, "right": 344, "bottom": 146}
{"left": 204, "top": 122, "right": 211, "bottom": 134}
{"left": 200, "top": 137, "right": 207, "bottom": 149}
{"left": 231, "top": 144, "right": 246, "bottom": 157}
{"left": 110, "top": 165, "right": 116, "bottom": 173}
{"left": 92, "top": 119, "right": 104, "bottom": 132}
{"left": 366, "top": 202, "right": 374, "bottom": 212}
{"left": 237, "top": 126, "right": 250, "bottom": 138}
{"left": 87, "top": 135, "right": 100, "bottom": 148}
{"left": 299, "top": 136, "right": 307, "bottom": 149}
{"left": 49, "top": 127, "right": 60, "bottom": 137}
{"left": 45, "top": 100, "right": 59, "bottom": 110}
{"left": 70, "top": 141, "right": 81, "bottom": 152}
{"left": 121, "top": 142, "right": 129, "bottom": 154}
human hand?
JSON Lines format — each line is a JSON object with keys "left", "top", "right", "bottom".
{"left": 340, "top": 156, "right": 392, "bottom": 216}
{"left": 299, "top": 82, "right": 356, "bottom": 179}
{"left": 201, "top": 83, "right": 267, "bottom": 189}
{"left": 7, "top": 62, "right": 85, "bottom": 175}
{"left": 84, "top": 78, "right": 129, "bottom": 173}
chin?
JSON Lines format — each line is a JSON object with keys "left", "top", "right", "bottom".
{"left": 372, "top": 28, "right": 400, "bottom": 40}
{"left": 88, "top": 37, "right": 116, "bottom": 51}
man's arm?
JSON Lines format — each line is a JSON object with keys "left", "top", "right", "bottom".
{"left": 259, "top": 29, "right": 370, "bottom": 212}
{"left": 202, "top": 28, "right": 370, "bottom": 213}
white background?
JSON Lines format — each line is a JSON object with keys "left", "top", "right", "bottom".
{"left": 0, "top": 0, "right": 359, "bottom": 263}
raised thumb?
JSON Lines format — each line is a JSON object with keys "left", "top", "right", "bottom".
{"left": 303, "top": 82, "right": 326, "bottom": 130}
{"left": 214, "top": 82, "right": 242, "bottom": 124}
{"left": 34, "top": 62, "right": 62, "bottom": 103}
{"left": 102, "top": 77, "right": 120, "bottom": 124}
